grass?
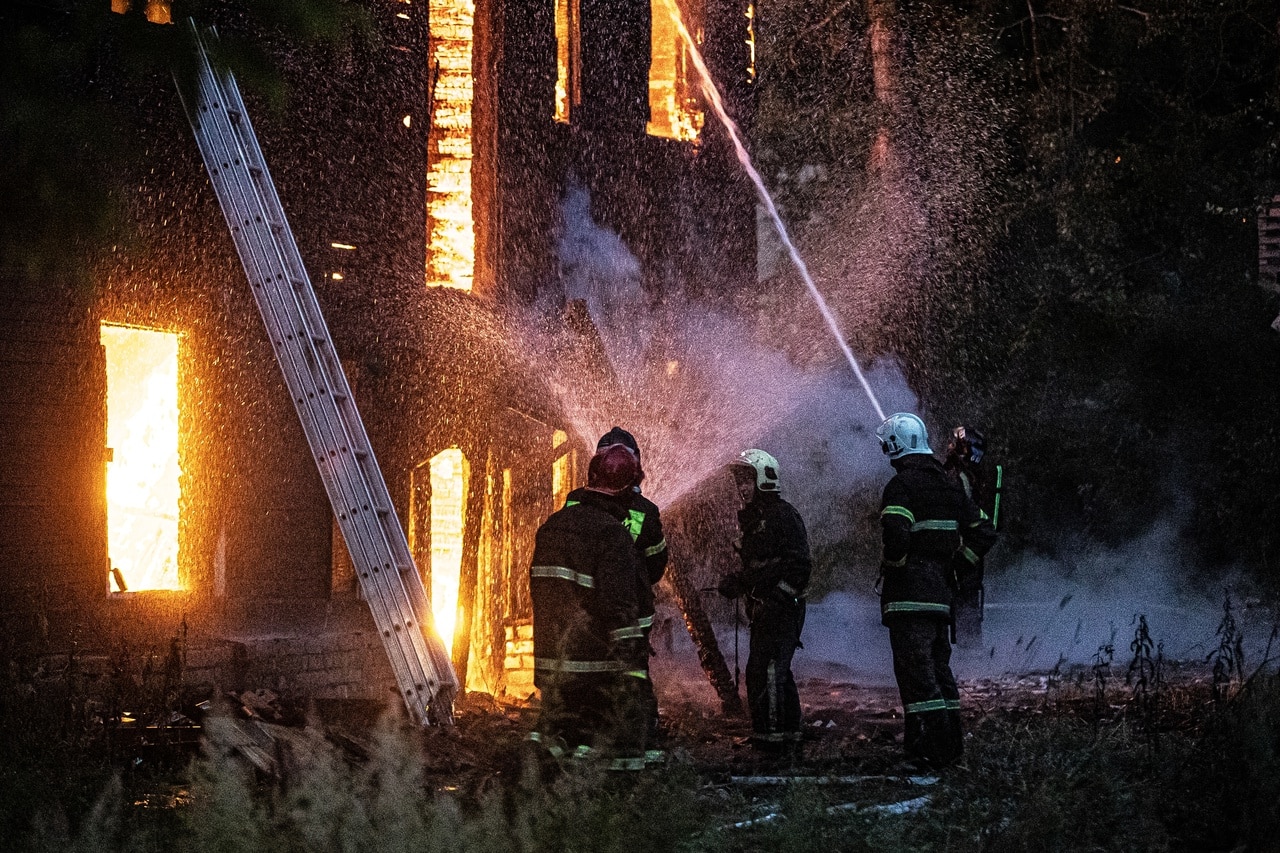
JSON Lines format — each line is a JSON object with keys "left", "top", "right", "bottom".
{"left": 5, "top": 641, "right": 1280, "bottom": 852}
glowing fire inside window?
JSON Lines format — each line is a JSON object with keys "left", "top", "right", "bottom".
{"left": 426, "top": 0, "right": 476, "bottom": 290}
{"left": 430, "top": 448, "right": 468, "bottom": 654}
{"left": 101, "top": 324, "right": 182, "bottom": 592}
{"left": 110, "top": 0, "right": 172, "bottom": 24}
{"left": 554, "top": 0, "right": 579, "bottom": 123}
{"left": 648, "top": 0, "right": 704, "bottom": 142}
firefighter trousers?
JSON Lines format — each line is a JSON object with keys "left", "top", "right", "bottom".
{"left": 888, "top": 615, "right": 963, "bottom": 766}
{"left": 532, "top": 671, "right": 648, "bottom": 768}
{"left": 745, "top": 599, "right": 805, "bottom": 745}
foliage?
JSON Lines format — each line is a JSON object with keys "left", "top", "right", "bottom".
{"left": 755, "top": 0, "right": 1280, "bottom": 572}
{"left": 7, "top": 670, "right": 1280, "bottom": 851}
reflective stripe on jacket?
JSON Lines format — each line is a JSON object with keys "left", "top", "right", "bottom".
{"left": 879, "top": 454, "right": 997, "bottom": 625}
{"left": 530, "top": 490, "right": 640, "bottom": 684}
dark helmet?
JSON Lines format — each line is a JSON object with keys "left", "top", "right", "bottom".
{"left": 596, "top": 426, "right": 640, "bottom": 461}
{"left": 587, "top": 444, "right": 641, "bottom": 495}
{"left": 950, "top": 425, "right": 986, "bottom": 465}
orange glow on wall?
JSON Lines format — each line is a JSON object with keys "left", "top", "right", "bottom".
{"left": 427, "top": 0, "right": 476, "bottom": 290}
{"left": 649, "top": 0, "right": 704, "bottom": 141}
{"left": 101, "top": 324, "right": 182, "bottom": 592}
{"left": 429, "top": 448, "right": 468, "bottom": 654}
{"left": 551, "top": 429, "right": 572, "bottom": 507}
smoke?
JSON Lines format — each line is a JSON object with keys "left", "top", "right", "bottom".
{"left": 522, "top": 184, "right": 910, "bottom": 507}
{"left": 783, "top": 519, "right": 1277, "bottom": 691}
{"left": 525, "top": 186, "right": 1279, "bottom": 714}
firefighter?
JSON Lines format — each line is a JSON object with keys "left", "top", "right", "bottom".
{"left": 943, "top": 425, "right": 1003, "bottom": 648}
{"left": 717, "top": 449, "right": 812, "bottom": 753}
{"left": 564, "top": 427, "right": 668, "bottom": 756}
{"left": 876, "top": 413, "right": 997, "bottom": 768}
{"left": 529, "top": 444, "right": 648, "bottom": 771}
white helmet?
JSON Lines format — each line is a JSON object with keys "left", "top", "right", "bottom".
{"left": 876, "top": 413, "right": 932, "bottom": 459}
{"left": 732, "top": 448, "right": 780, "bottom": 492}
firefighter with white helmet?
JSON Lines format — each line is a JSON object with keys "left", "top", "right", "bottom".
{"left": 876, "top": 413, "right": 997, "bottom": 768}
{"left": 718, "top": 448, "right": 812, "bottom": 754}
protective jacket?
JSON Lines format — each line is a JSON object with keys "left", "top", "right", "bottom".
{"left": 944, "top": 454, "right": 1003, "bottom": 531}
{"left": 530, "top": 490, "right": 642, "bottom": 686}
{"left": 565, "top": 486, "right": 667, "bottom": 629}
{"left": 880, "top": 454, "right": 996, "bottom": 625}
{"left": 736, "top": 492, "right": 812, "bottom": 618}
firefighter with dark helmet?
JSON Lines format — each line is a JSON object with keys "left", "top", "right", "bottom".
{"left": 875, "top": 413, "right": 997, "bottom": 768}
{"left": 563, "top": 427, "right": 668, "bottom": 759}
{"left": 718, "top": 448, "right": 812, "bottom": 753}
{"left": 943, "top": 425, "right": 1003, "bottom": 649}
{"left": 528, "top": 444, "right": 648, "bottom": 770}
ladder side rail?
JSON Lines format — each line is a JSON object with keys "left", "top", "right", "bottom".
{"left": 180, "top": 37, "right": 454, "bottom": 720}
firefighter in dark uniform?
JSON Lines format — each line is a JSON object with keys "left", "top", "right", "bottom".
{"left": 529, "top": 444, "right": 648, "bottom": 770}
{"left": 876, "top": 413, "right": 997, "bottom": 768}
{"left": 564, "top": 427, "right": 668, "bottom": 758}
{"left": 718, "top": 449, "right": 812, "bottom": 753}
{"left": 943, "top": 425, "right": 1003, "bottom": 648}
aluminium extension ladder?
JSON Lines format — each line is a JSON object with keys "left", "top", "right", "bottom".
{"left": 175, "top": 22, "right": 457, "bottom": 724}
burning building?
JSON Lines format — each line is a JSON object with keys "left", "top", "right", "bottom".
{"left": 0, "top": 0, "right": 754, "bottom": 711}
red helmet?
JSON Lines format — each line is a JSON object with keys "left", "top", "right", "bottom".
{"left": 587, "top": 444, "right": 641, "bottom": 495}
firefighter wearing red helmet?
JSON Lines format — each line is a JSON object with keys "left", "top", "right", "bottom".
{"left": 718, "top": 448, "right": 812, "bottom": 754}
{"left": 528, "top": 443, "right": 647, "bottom": 770}
{"left": 562, "top": 427, "right": 668, "bottom": 759}
{"left": 876, "top": 413, "right": 997, "bottom": 768}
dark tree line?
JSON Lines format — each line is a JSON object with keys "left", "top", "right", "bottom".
{"left": 754, "top": 0, "right": 1280, "bottom": 576}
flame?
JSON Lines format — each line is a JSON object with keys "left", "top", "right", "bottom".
{"left": 110, "top": 0, "right": 172, "bottom": 24}
{"left": 648, "top": 0, "right": 704, "bottom": 142}
{"left": 427, "top": 0, "right": 476, "bottom": 290}
{"left": 554, "top": 0, "right": 577, "bottom": 122}
{"left": 429, "top": 448, "right": 468, "bottom": 654}
{"left": 101, "top": 324, "right": 182, "bottom": 592}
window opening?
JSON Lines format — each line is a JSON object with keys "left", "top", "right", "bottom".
{"left": 101, "top": 324, "right": 182, "bottom": 592}
{"left": 427, "top": 0, "right": 476, "bottom": 289}
{"left": 648, "top": 0, "right": 704, "bottom": 141}
{"left": 554, "top": 0, "right": 580, "bottom": 123}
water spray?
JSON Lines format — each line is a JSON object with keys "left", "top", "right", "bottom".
{"left": 660, "top": 0, "right": 887, "bottom": 423}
